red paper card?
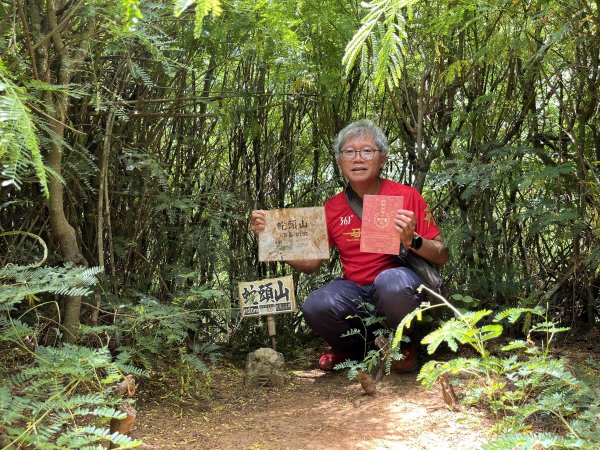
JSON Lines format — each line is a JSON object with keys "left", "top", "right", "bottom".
{"left": 360, "top": 194, "right": 404, "bottom": 254}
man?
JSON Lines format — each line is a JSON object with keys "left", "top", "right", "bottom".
{"left": 251, "top": 120, "right": 448, "bottom": 371}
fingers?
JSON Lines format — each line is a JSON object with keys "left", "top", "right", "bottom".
{"left": 250, "top": 209, "right": 267, "bottom": 234}
{"left": 394, "top": 209, "right": 416, "bottom": 244}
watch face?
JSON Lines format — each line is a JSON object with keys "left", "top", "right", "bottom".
{"left": 413, "top": 235, "right": 423, "bottom": 249}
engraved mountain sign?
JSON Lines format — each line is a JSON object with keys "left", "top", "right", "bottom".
{"left": 238, "top": 275, "right": 296, "bottom": 317}
{"left": 258, "top": 207, "right": 329, "bottom": 261}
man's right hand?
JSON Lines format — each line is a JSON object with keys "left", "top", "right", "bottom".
{"left": 250, "top": 209, "right": 266, "bottom": 235}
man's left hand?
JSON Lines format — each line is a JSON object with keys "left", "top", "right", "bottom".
{"left": 394, "top": 208, "right": 416, "bottom": 246}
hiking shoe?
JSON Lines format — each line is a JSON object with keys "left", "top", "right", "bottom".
{"left": 391, "top": 342, "right": 418, "bottom": 373}
{"left": 318, "top": 348, "right": 353, "bottom": 371}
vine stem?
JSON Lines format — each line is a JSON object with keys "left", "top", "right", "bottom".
{"left": 0, "top": 231, "right": 48, "bottom": 267}
{"left": 417, "top": 285, "right": 463, "bottom": 318}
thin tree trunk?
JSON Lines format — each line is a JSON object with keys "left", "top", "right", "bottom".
{"left": 92, "top": 109, "right": 115, "bottom": 326}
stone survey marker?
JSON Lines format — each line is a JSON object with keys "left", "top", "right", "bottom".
{"left": 238, "top": 275, "right": 296, "bottom": 317}
{"left": 258, "top": 207, "right": 329, "bottom": 261}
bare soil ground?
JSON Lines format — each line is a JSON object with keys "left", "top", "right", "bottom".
{"left": 133, "top": 355, "right": 492, "bottom": 450}
{"left": 131, "top": 326, "right": 600, "bottom": 450}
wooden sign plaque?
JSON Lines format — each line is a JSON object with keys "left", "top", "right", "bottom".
{"left": 258, "top": 207, "right": 329, "bottom": 261}
{"left": 238, "top": 275, "right": 296, "bottom": 317}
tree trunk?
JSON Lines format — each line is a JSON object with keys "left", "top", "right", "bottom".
{"left": 29, "top": 0, "right": 91, "bottom": 343}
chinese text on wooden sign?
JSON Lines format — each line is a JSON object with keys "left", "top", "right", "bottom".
{"left": 258, "top": 207, "right": 329, "bottom": 261}
{"left": 238, "top": 275, "right": 296, "bottom": 317}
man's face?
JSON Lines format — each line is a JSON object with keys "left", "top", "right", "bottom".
{"left": 338, "top": 135, "right": 386, "bottom": 185}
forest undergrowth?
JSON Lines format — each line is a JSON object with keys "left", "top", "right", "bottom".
{"left": 3, "top": 268, "right": 599, "bottom": 449}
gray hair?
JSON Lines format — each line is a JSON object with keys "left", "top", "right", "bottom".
{"left": 333, "top": 120, "right": 389, "bottom": 160}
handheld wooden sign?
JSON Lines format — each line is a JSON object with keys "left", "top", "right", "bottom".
{"left": 258, "top": 207, "right": 329, "bottom": 261}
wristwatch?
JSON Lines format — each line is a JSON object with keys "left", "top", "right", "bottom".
{"left": 406, "top": 233, "right": 423, "bottom": 250}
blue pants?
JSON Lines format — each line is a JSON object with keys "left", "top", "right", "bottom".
{"left": 301, "top": 267, "right": 423, "bottom": 356}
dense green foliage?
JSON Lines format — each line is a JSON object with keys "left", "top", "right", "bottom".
{"left": 0, "top": 262, "right": 143, "bottom": 448}
{"left": 0, "top": 0, "right": 598, "bottom": 447}
{"left": 407, "top": 291, "right": 599, "bottom": 449}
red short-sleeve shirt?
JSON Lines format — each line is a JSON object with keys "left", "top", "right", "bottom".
{"left": 324, "top": 179, "right": 440, "bottom": 285}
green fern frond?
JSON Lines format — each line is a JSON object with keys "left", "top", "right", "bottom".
{"left": 494, "top": 306, "right": 546, "bottom": 323}
{"left": 343, "top": 0, "right": 416, "bottom": 85}
{"left": 0, "top": 317, "right": 35, "bottom": 344}
{"left": 129, "top": 60, "right": 155, "bottom": 87}
{"left": 421, "top": 318, "right": 470, "bottom": 353}
{"left": 67, "top": 394, "right": 107, "bottom": 408}
{"left": 501, "top": 340, "right": 529, "bottom": 351}
{"left": 340, "top": 327, "right": 364, "bottom": 338}
{"left": 465, "top": 324, "right": 503, "bottom": 343}
{"left": 535, "top": 391, "right": 578, "bottom": 415}
{"left": 529, "top": 321, "right": 570, "bottom": 335}
{"left": 363, "top": 315, "right": 386, "bottom": 327}
{"left": 530, "top": 359, "right": 581, "bottom": 387}
{"left": 0, "top": 386, "right": 29, "bottom": 424}
{"left": 0, "top": 60, "right": 48, "bottom": 197}
{"left": 461, "top": 309, "right": 493, "bottom": 326}
{"left": 333, "top": 359, "right": 364, "bottom": 380}
{"left": 343, "top": 22, "right": 377, "bottom": 74}
{"left": 0, "top": 264, "right": 102, "bottom": 308}
{"left": 112, "top": 362, "right": 149, "bottom": 378}
{"left": 8, "top": 370, "right": 35, "bottom": 386}
{"left": 387, "top": 43, "right": 404, "bottom": 87}
{"left": 417, "top": 357, "right": 485, "bottom": 388}
{"left": 88, "top": 406, "right": 128, "bottom": 419}
{"left": 77, "top": 425, "right": 142, "bottom": 448}
{"left": 483, "top": 432, "right": 587, "bottom": 450}
{"left": 391, "top": 301, "right": 431, "bottom": 348}
{"left": 373, "top": 32, "right": 388, "bottom": 87}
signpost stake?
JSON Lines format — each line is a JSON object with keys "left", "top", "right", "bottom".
{"left": 266, "top": 315, "right": 277, "bottom": 350}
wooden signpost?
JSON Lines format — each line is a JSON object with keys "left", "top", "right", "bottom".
{"left": 247, "top": 206, "right": 329, "bottom": 349}
{"left": 238, "top": 275, "right": 296, "bottom": 350}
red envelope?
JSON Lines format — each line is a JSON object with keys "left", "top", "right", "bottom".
{"left": 360, "top": 194, "right": 404, "bottom": 255}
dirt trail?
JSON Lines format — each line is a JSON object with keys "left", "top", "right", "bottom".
{"left": 133, "top": 359, "right": 491, "bottom": 450}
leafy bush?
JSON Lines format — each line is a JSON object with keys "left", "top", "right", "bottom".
{"left": 0, "top": 344, "right": 142, "bottom": 449}
{"left": 395, "top": 287, "right": 600, "bottom": 450}
{"left": 329, "top": 302, "right": 409, "bottom": 379}
{"left": 1, "top": 263, "right": 143, "bottom": 449}
{"left": 105, "top": 293, "right": 221, "bottom": 398}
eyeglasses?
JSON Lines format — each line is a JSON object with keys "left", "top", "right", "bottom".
{"left": 340, "top": 148, "right": 380, "bottom": 161}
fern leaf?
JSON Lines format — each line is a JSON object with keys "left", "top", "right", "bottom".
{"left": 421, "top": 318, "right": 470, "bottom": 353}
{"left": 500, "top": 340, "right": 528, "bottom": 351}
{"left": 483, "top": 432, "right": 586, "bottom": 450}
{"left": 417, "top": 357, "right": 484, "bottom": 388}
{"left": 494, "top": 306, "right": 545, "bottom": 323}
{"left": 78, "top": 425, "right": 142, "bottom": 448}
{"left": 461, "top": 309, "right": 493, "bottom": 326}
{"left": 0, "top": 62, "right": 48, "bottom": 197}
{"left": 341, "top": 327, "right": 363, "bottom": 338}
{"left": 342, "top": 5, "right": 384, "bottom": 73}
{"left": 466, "top": 324, "right": 503, "bottom": 342}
